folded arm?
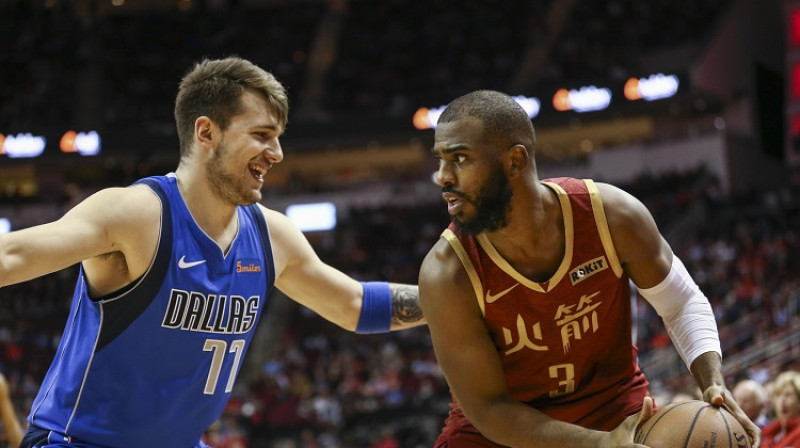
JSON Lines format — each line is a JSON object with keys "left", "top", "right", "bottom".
{"left": 419, "top": 237, "right": 648, "bottom": 447}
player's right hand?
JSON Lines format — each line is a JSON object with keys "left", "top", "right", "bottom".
{"left": 702, "top": 384, "right": 761, "bottom": 447}
{"left": 601, "top": 396, "right": 654, "bottom": 447}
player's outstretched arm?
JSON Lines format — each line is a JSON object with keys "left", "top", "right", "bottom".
{"left": 263, "top": 205, "right": 424, "bottom": 332}
{"left": 0, "top": 186, "right": 159, "bottom": 290}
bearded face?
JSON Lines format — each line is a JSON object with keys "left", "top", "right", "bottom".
{"left": 449, "top": 158, "right": 513, "bottom": 235}
{"left": 206, "top": 137, "right": 263, "bottom": 206}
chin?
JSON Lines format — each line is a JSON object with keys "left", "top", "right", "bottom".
{"left": 452, "top": 218, "right": 482, "bottom": 236}
{"left": 226, "top": 187, "right": 261, "bottom": 206}
{"left": 239, "top": 194, "right": 261, "bottom": 206}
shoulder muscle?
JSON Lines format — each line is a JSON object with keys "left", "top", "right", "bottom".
{"left": 593, "top": 182, "right": 672, "bottom": 288}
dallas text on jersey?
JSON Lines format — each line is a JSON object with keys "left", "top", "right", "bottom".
{"left": 161, "top": 289, "right": 261, "bottom": 334}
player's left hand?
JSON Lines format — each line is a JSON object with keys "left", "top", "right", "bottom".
{"left": 702, "top": 384, "right": 761, "bottom": 447}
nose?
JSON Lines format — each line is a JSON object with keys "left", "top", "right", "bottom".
{"left": 434, "top": 162, "right": 454, "bottom": 188}
{"left": 265, "top": 138, "right": 283, "bottom": 165}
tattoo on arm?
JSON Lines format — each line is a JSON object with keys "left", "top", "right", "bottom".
{"left": 390, "top": 284, "right": 423, "bottom": 324}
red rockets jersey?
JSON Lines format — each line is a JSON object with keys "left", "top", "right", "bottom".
{"left": 442, "top": 178, "right": 648, "bottom": 432}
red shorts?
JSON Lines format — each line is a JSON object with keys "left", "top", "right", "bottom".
{"left": 435, "top": 428, "right": 509, "bottom": 447}
{"left": 434, "top": 414, "right": 509, "bottom": 448}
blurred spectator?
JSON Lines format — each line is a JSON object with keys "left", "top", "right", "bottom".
{"left": 368, "top": 427, "right": 400, "bottom": 448}
{"left": 0, "top": 0, "right": 792, "bottom": 445}
{"left": 761, "top": 371, "right": 800, "bottom": 448}
{"left": 0, "top": 372, "right": 23, "bottom": 448}
{"left": 733, "top": 378, "right": 770, "bottom": 429}
{"left": 2, "top": 168, "right": 799, "bottom": 446}
{"left": 1, "top": 0, "right": 736, "bottom": 129}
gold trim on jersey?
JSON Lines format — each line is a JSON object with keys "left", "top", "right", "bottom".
{"left": 442, "top": 228, "right": 487, "bottom": 315}
{"left": 475, "top": 182, "right": 574, "bottom": 293}
{"left": 585, "top": 179, "right": 624, "bottom": 278}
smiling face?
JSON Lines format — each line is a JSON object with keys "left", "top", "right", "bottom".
{"left": 206, "top": 90, "right": 284, "bottom": 205}
{"left": 433, "top": 116, "right": 513, "bottom": 235}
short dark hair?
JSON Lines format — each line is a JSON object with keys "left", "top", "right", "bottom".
{"left": 438, "top": 90, "right": 535, "bottom": 150}
{"left": 174, "top": 57, "right": 289, "bottom": 156}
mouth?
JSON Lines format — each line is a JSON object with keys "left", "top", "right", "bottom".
{"left": 442, "top": 192, "right": 464, "bottom": 215}
{"left": 248, "top": 162, "right": 269, "bottom": 184}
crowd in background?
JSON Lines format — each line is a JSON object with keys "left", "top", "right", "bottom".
{"left": 1, "top": 0, "right": 797, "bottom": 446}
{"left": 1, "top": 0, "right": 733, "bottom": 132}
{"left": 2, "top": 168, "right": 799, "bottom": 446}
{"left": 546, "top": 0, "right": 732, "bottom": 87}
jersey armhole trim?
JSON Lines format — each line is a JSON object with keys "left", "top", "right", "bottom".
{"left": 248, "top": 204, "right": 276, "bottom": 293}
{"left": 585, "top": 180, "right": 624, "bottom": 278}
{"left": 442, "top": 229, "right": 486, "bottom": 316}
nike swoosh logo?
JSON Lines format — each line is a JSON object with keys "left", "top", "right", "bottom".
{"left": 178, "top": 256, "right": 207, "bottom": 269}
{"left": 485, "top": 283, "right": 519, "bottom": 303}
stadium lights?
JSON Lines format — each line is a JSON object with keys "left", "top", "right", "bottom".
{"left": 512, "top": 95, "right": 541, "bottom": 120}
{"left": 0, "top": 130, "right": 102, "bottom": 158}
{"left": 553, "top": 85, "right": 612, "bottom": 113}
{"left": 411, "top": 72, "right": 683, "bottom": 128}
{"left": 413, "top": 95, "right": 541, "bottom": 130}
{"left": 286, "top": 202, "right": 337, "bottom": 232}
{"left": 624, "top": 73, "right": 680, "bottom": 101}
{"left": 0, "top": 133, "right": 47, "bottom": 158}
{"left": 60, "top": 130, "right": 102, "bottom": 156}
{"left": 413, "top": 105, "right": 448, "bottom": 130}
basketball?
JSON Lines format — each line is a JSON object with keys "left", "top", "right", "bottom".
{"left": 634, "top": 400, "right": 752, "bottom": 448}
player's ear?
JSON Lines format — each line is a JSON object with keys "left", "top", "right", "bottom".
{"left": 194, "top": 116, "right": 217, "bottom": 150}
{"left": 508, "top": 144, "right": 530, "bottom": 177}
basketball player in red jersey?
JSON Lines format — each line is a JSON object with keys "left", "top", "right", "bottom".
{"left": 419, "top": 90, "right": 760, "bottom": 447}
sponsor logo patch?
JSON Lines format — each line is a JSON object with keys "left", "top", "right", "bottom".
{"left": 569, "top": 256, "right": 607, "bottom": 285}
{"left": 236, "top": 259, "right": 262, "bottom": 273}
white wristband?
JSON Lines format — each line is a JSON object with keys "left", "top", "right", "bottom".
{"left": 638, "top": 255, "right": 722, "bottom": 368}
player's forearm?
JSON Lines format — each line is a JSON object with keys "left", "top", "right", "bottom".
{"left": 388, "top": 283, "right": 425, "bottom": 330}
{"left": 0, "top": 239, "right": 42, "bottom": 288}
{"left": 0, "top": 227, "right": 82, "bottom": 288}
{"left": 352, "top": 282, "right": 424, "bottom": 333}
{"left": 690, "top": 351, "right": 725, "bottom": 391}
{"left": 0, "top": 235, "right": 21, "bottom": 288}
{"left": 467, "top": 400, "right": 607, "bottom": 448}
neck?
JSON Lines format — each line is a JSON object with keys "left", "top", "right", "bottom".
{"left": 486, "top": 180, "right": 552, "bottom": 243}
{"left": 174, "top": 163, "right": 239, "bottom": 248}
{"left": 483, "top": 181, "right": 563, "bottom": 278}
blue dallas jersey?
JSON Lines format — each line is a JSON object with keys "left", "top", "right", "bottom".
{"left": 28, "top": 174, "right": 274, "bottom": 447}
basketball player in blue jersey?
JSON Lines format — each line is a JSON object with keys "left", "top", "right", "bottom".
{"left": 0, "top": 57, "right": 425, "bottom": 448}
{"left": 418, "top": 90, "right": 759, "bottom": 447}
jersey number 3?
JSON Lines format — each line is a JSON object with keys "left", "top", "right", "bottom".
{"left": 203, "top": 339, "right": 246, "bottom": 395}
{"left": 548, "top": 363, "right": 576, "bottom": 398}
